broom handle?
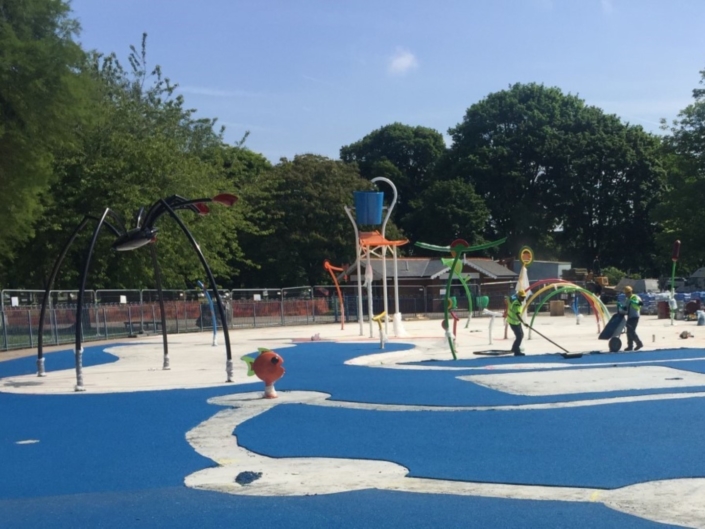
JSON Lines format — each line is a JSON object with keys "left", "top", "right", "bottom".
{"left": 522, "top": 322, "right": 571, "bottom": 354}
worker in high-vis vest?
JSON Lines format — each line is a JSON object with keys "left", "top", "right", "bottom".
{"left": 621, "top": 285, "right": 644, "bottom": 351}
{"left": 507, "top": 290, "right": 527, "bottom": 356}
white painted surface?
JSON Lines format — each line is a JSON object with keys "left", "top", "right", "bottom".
{"left": 184, "top": 390, "right": 705, "bottom": 528}
{"left": 462, "top": 366, "right": 705, "bottom": 396}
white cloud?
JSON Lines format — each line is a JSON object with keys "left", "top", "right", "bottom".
{"left": 388, "top": 48, "right": 419, "bottom": 76}
{"left": 601, "top": 0, "right": 614, "bottom": 15}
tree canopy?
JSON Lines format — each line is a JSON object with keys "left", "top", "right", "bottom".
{"left": 340, "top": 123, "right": 447, "bottom": 241}
{"left": 403, "top": 179, "right": 490, "bottom": 248}
{"left": 238, "top": 154, "right": 373, "bottom": 287}
{"left": 444, "top": 83, "right": 666, "bottom": 272}
{"left": 4, "top": 36, "right": 249, "bottom": 290}
{"left": 652, "top": 68, "right": 705, "bottom": 273}
{"left": 2, "top": 0, "right": 704, "bottom": 288}
{"left": 0, "top": 0, "right": 89, "bottom": 265}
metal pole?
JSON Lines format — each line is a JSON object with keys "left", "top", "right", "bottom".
{"left": 371, "top": 176, "right": 398, "bottom": 336}
{"left": 74, "top": 209, "right": 116, "bottom": 391}
{"left": 197, "top": 280, "right": 217, "bottom": 346}
{"left": 280, "top": 290, "right": 285, "bottom": 326}
{"left": 344, "top": 206, "right": 364, "bottom": 336}
{"left": 2, "top": 310, "right": 7, "bottom": 351}
{"left": 51, "top": 306, "right": 58, "bottom": 345}
{"left": 174, "top": 301, "right": 180, "bottom": 334}
{"left": 524, "top": 322, "right": 571, "bottom": 354}
{"left": 670, "top": 240, "right": 681, "bottom": 326}
{"left": 309, "top": 288, "right": 315, "bottom": 322}
{"left": 159, "top": 200, "right": 234, "bottom": 382}
{"left": 27, "top": 311, "right": 33, "bottom": 349}
{"left": 127, "top": 305, "right": 134, "bottom": 336}
{"left": 367, "top": 251, "right": 374, "bottom": 338}
{"left": 37, "top": 217, "right": 91, "bottom": 376}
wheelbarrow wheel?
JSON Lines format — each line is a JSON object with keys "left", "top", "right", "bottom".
{"left": 608, "top": 337, "right": 622, "bottom": 352}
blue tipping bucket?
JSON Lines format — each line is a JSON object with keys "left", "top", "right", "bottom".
{"left": 354, "top": 191, "right": 383, "bottom": 225}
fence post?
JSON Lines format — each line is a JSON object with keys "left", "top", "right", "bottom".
{"left": 52, "top": 308, "right": 59, "bottom": 345}
{"left": 27, "top": 310, "right": 33, "bottom": 348}
{"left": 151, "top": 304, "right": 157, "bottom": 333}
{"left": 2, "top": 311, "right": 7, "bottom": 351}
{"left": 174, "top": 301, "right": 180, "bottom": 333}
{"left": 93, "top": 304, "right": 99, "bottom": 337}
{"left": 253, "top": 301, "right": 257, "bottom": 328}
{"left": 140, "top": 290, "right": 146, "bottom": 332}
{"left": 127, "top": 305, "right": 134, "bottom": 336}
{"left": 311, "top": 290, "right": 316, "bottom": 323}
{"left": 280, "top": 292, "right": 284, "bottom": 326}
{"left": 102, "top": 306, "right": 108, "bottom": 338}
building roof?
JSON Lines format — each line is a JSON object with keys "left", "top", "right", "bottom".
{"left": 343, "top": 258, "right": 442, "bottom": 281}
{"left": 342, "top": 258, "right": 515, "bottom": 281}
{"left": 464, "top": 258, "right": 518, "bottom": 280}
{"left": 690, "top": 267, "right": 705, "bottom": 278}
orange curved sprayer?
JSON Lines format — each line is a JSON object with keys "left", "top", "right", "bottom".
{"left": 324, "top": 260, "right": 346, "bottom": 330}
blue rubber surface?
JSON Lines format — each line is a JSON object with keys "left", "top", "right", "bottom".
{"left": 273, "top": 342, "right": 705, "bottom": 406}
{"left": 238, "top": 398, "right": 705, "bottom": 489}
{"left": 0, "top": 344, "right": 120, "bottom": 378}
{"left": 0, "top": 488, "right": 675, "bottom": 529}
{"left": 1, "top": 340, "right": 701, "bottom": 528}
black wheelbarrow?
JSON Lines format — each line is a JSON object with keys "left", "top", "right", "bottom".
{"left": 598, "top": 312, "right": 627, "bottom": 352}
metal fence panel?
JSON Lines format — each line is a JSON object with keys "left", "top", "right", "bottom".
{"left": 0, "top": 284, "right": 521, "bottom": 352}
{"left": 231, "top": 288, "right": 279, "bottom": 302}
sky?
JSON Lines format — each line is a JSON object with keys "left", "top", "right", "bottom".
{"left": 68, "top": 0, "right": 705, "bottom": 163}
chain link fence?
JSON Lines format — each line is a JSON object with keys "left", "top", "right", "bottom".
{"left": 0, "top": 282, "right": 519, "bottom": 351}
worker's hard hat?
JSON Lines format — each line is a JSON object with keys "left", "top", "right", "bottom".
{"left": 517, "top": 290, "right": 526, "bottom": 298}
{"left": 624, "top": 285, "right": 633, "bottom": 294}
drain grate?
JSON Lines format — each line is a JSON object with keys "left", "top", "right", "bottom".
{"left": 235, "top": 471, "right": 263, "bottom": 485}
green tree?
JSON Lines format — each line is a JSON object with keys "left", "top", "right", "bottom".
{"left": 5, "top": 36, "right": 248, "bottom": 290}
{"left": 444, "top": 83, "right": 665, "bottom": 271}
{"left": 340, "top": 123, "right": 447, "bottom": 239}
{"left": 653, "top": 67, "right": 705, "bottom": 272}
{"left": 0, "top": 0, "right": 88, "bottom": 265}
{"left": 602, "top": 266, "right": 626, "bottom": 287}
{"left": 218, "top": 145, "right": 276, "bottom": 287}
{"left": 554, "top": 108, "right": 665, "bottom": 272}
{"left": 404, "top": 179, "right": 490, "bottom": 248}
{"left": 243, "top": 154, "right": 373, "bottom": 287}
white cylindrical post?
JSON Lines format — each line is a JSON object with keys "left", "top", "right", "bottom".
{"left": 371, "top": 177, "right": 398, "bottom": 338}
{"left": 344, "top": 206, "right": 365, "bottom": 336}
{"left": 366, "top": 252, "right": 374, "bottom": 338}
{"left": 483, "top": 309, "right": 503, "bottom": 346}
